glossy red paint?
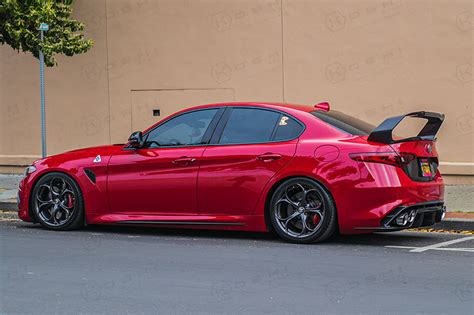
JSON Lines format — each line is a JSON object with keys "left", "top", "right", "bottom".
{"left": 314, "top": 102, "right": 330, "bottom": 111}
{"left": 107, "top": 146, "right": 206, "bottom": 215}
{"left": 18, "top": 102, "right": 444, "bottom": 234}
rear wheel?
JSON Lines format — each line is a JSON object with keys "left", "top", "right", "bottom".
{"left": 31, "top": 172, "right": 84, "bottom": 231}
{"left": 269, "top": 178, "right": 337, "bottom": 244}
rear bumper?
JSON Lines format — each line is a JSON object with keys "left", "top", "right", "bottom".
{"left": 354, "top": 200, "right": 446, "bottom": 231}
{"left": 334, "top": 162, "right": 445, "bottom": 234}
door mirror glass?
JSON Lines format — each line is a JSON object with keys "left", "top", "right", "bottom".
{"left": 128, "top": 131, "right": 144, "bottom": 148}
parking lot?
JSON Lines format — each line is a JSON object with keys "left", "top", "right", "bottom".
{"left": 1, "top": 218, "right": 473, "bottom": 314}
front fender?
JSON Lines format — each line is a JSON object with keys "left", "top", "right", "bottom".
{"left": 18, "top": 145, "right": 122, "bottom": 222}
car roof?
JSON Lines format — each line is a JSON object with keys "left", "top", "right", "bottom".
{"left": 185, "top": 102, "right": 315, "bottom": 113}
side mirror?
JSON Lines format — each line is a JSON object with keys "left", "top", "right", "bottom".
{"left": 128, "top": 131, "right": 144, "bottom": 148}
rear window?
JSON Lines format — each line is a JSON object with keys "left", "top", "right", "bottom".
{"left": 311, "top": 111, "right": 375, "bottom": 135}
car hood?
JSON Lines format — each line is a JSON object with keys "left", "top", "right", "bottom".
{"left": 62, "top": 144, "right": 125, "bottom": 156}
{"left": 33, "top": 144, "right": 125, "bottom": 169}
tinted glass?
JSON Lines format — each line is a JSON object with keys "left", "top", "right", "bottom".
{"left": 145, "top": 109, "right": 217, "bottom": 147}
{"left": 273, "top": 116, "right": 304, "bottom": 141}
{"left": 219, "top": 108, "right": 280, "bottom": 144}
{"left": 311, "top": 111, "right": 375, "bottom": 135}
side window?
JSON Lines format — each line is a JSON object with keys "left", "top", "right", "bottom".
{"left": 219, "top": 108, "right": 280, "bottom": 144}
{"left": 273, "top": 116, "right": 304, "bottom": 141}
{"left": 145, "top": 109, "right": 218, "bottom": 147}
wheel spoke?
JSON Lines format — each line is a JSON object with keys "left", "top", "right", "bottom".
{"left": 38, "top": 184, "right": 53, "bottom": 199}
{"left": 38, "top": 200, "right": 54, "bottom": 209}
{"left": 276, "top": 197, "right": 299, "bottom": 209}
{"left": 36, "top": 193, "right": 52, "bottom": 203}
{"left": 50, "top": 207, "right": 59, "bottom": 224}
{"left": 60, "top": 189, "right": 73, "bottom": 198}
{"left": 57, "top": 179, "right": 67, "bottom": 195}
{"left": 50, "top": 178, "right": 66, "bottom": 197}
{"left": 61, "top": 200, "right": 74, "bottom": 210}
{"left": 39, "top": 184, "right": 52, "bottom": 191}
{"left": 290, "top": 184, "right": 305, "bottom": 199}
{"left": 60, "top": 189, "right": 75, "bottom": 209}
{"left": 37, "top": 203, "right": 54, "bottom": 223}
{"left": 284, "top": 184, "right": 305, "bottom": 205}
{"left": 297, "top": 213, "right": 307, "bottom": 236}
{"left": 303, "top": 189, "right": 318, "bottom": 204}
{"left": 59, "top": 204, "right": 71, "bottom": 217}
{"left": 308, "top": 215, "right": 322, "bottom": 232}
{"left": 306, "top": 199, "right": 322, "bottom": 210}
{"left": 307, "top": 208, "right": 323, "bottom": 216}
{"left": 277, "top": 211, "right": 300, "bottom": 230}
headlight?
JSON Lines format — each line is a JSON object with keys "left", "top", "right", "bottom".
{"left": 24, "top": 165, "right": 37, "bottom": 176}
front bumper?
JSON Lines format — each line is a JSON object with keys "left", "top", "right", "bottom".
{"left": 354, "top": 200, "right": 446, "bottom": 231}
{"left": 17, "top": 175, "right": 33, "bottom": 222}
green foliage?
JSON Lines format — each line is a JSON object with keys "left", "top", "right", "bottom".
{"left": 0, "top": 0, "right": 93, "bottom": 66}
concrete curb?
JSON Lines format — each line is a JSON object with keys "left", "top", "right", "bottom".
{"left": 431, "top": 219, "right": 474, "bottom": 231}
{"left": 0, "top": 202, "right": 18, "bottom": 211}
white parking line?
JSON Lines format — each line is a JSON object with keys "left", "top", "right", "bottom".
{"left": 410, "top": 236, "right": 474, "bottom": 252}
{"left": 385, "top": 236, "right": 474, "bottom": 253}
{"left": 386, "top": 245, "right": 474, "bottom": 253}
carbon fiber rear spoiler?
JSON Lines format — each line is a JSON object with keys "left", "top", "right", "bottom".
{"left": 367, "top": 111, "right": 445, "bottom": 144}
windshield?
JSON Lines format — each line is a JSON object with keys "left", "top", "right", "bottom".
{"left": 311, "top": 111, "right": 375, "bottom": 135}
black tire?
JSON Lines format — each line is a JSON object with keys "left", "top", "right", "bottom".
{"left": 31, "top": 172, "right": 85, "bottom": 231}
{"left": 269, "top": 177, "right": 337, "bottom": 244}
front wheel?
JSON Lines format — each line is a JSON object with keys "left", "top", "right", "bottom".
{"left": 269, "top": 178, "right": 337, "bottom": 244}
{"left": 31, "top": 172, "right": 85, "bottom": 231}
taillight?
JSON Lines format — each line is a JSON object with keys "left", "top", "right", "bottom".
{"left": 350, "top": 152, "right": 416, "bottom": 168}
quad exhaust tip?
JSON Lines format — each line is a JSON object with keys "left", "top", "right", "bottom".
{"left": 395, "top": 210, "right": 417, "bottom": 226}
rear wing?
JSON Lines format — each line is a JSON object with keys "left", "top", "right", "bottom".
{"left": 367, "top": 111, "right": 445, "bottom": 144}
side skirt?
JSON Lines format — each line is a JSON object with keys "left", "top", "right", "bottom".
{"left": 117, "top": 220, "right": 245, "bottom": 226}
{"left": 86, "top": 214, "right": 267, "bottom": 232}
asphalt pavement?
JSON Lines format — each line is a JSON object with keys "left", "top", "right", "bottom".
{"left": 1, "top": 220, "right": 473, "bottom": 314}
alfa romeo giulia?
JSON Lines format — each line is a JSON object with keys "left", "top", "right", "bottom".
{"left": 18, "top": 102, "right": 446, "bottom": 243}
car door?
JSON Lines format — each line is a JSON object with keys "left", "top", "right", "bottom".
{"left": 107, "top": 108, "right": 222, "bottom": 215}
{"left": 197, "top": 107, "right": 305, "bottom": 216}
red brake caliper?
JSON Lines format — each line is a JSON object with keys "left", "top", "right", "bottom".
{"left": 313, "top": 213, "right": 321, "bottom": 225}
{"left": 67, "top": 194, "right": 74, "bottom": 208}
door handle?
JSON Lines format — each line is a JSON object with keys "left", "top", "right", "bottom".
{"left": 257, "top": 153, "right": 283, "bottom": 162}
{"left": 172, "top": 157, "right": 196, "bottom": 165}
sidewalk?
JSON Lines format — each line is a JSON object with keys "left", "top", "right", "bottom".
{"left": 1, "top": 174, "right": 472, "bottom": 229}
{"left": 0, "top": 174, "right": 21, "bottom": 210}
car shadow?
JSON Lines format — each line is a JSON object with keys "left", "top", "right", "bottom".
{"left": 84, "top": 224, "right": 280, "bottom": 242}
{"left": 19, "top": 221, "right": 442, "bottom": 247}
{"left": 330, "top": 232, "right": 438, "bottom": 246}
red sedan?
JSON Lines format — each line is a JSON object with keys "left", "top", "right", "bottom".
{"left": 18, "top": 102, "right": 446, "bottom": 243}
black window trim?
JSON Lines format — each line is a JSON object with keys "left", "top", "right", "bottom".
{"left": 208, "top": 106, "right": 306, "bottom": 146}
{"left": 124, "top": 107, "right": 225, "bottom": 150}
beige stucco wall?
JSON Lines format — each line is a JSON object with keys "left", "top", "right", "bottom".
{"left": 0, "top": 0, "right": 473, "bottom": 181}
